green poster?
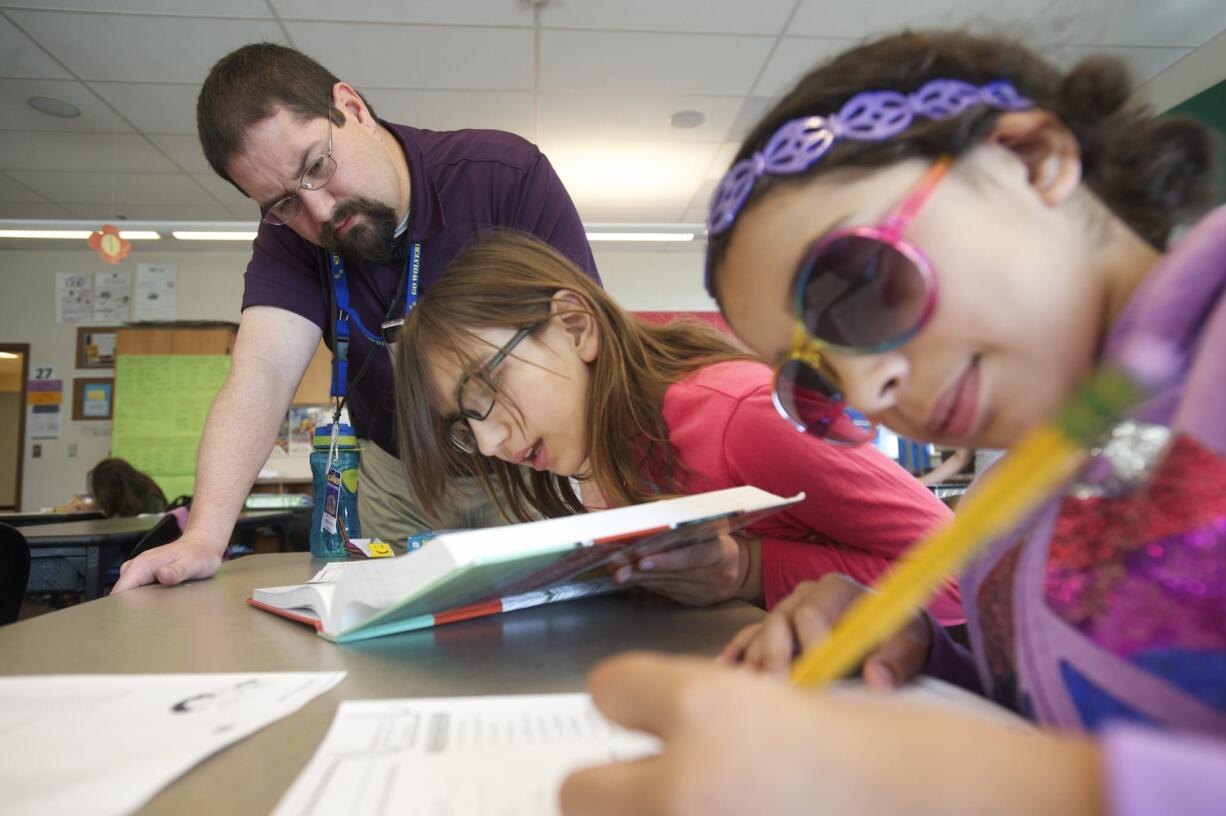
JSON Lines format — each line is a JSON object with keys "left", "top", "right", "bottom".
{"left": 112, "top": 355, "right": 231, "bottom": 498}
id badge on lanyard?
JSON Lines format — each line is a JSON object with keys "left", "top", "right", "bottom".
{"left": 320, "top": 422, "right": 342, "bottom": 535}
{"left": 328, "top": 242, "right": 422, "bottom": 403}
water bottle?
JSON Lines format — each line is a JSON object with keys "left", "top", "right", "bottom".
{"left": 309, "top": 423, "right": 361, "bottom": 558}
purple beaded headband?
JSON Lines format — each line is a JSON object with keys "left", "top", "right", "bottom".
{"left": 705, "top": 78, "right": 1033, "bottom": 241}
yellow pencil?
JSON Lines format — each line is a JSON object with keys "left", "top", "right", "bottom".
{"left": 790, "top": 365, "right": 1147, "bottom": 687}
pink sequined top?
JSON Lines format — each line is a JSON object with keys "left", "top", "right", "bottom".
{"left": 924, "top": 207, "right": 1226, "bottom": 815}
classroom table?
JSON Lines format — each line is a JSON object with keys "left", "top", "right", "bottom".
{"left": 22, "top": 509, "right": 306, "bottom": 600}
{"left": 0, "top": 551, "right": 764, "bottom": 814}
{"left": 0, "top": 509, "right": 106, "bottom": 527}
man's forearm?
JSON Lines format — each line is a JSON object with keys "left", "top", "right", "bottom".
{"left": 182, "top": 361, "right": 299, "bottom": 553}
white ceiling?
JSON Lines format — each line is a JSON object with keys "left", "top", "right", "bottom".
{"left": 0, "top": 0, "right": 1224, "bottom": 232}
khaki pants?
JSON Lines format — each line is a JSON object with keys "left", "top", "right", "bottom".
{"left": 356, "top": 439, "right": 508, "bottom": 543}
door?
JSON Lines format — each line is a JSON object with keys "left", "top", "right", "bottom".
{"left": 0, "top": 344, "right": 29, "bottom": 510}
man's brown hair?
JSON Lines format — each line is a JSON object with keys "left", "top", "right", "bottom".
{"left": 196, "top": 42, "right": 376, "bottom": 188}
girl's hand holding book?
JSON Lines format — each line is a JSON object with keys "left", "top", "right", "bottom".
{"left": 610, "top": 533, "right": 762, "bottom": 607}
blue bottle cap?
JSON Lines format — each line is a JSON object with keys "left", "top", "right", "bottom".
{"left": 312, "top": 423, "right": 359, "bottom": 449}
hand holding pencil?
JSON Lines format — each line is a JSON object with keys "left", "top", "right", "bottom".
{"left": 786, "top": 364, "right": 1149, "bottom": 688}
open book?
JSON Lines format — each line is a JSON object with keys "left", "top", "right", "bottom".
{"left": 248, "top": 485, "right": 802, "bottom": 643}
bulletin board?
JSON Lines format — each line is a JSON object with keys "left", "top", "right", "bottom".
{"left": 111, "top": 355, "right": 231, "bottom": 500}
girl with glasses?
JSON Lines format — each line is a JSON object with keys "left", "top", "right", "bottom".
{"left": 393, "top": 231, "right": 962, "bottom": 616}
{"left": 561, "top": 29, "right": 1226, "bottom": 816}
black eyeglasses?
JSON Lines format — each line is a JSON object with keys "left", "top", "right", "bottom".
{"left": 448, "top": 326, "right": 536, "bottom": 454}
{"left": 263, "top": 114, "right": 338, "bottom": 226}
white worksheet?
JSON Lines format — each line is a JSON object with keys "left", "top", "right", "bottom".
{"left": 273, "top": 693, "right": 660, "bottom": 816}
{"left": 0, "top": 671, "right": 345, "bottom": 816}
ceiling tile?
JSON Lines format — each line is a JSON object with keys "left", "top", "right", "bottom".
{"left": 0, "top": 172, "right": 51, "bottom": 203}
{"left": 146, "top": 133, "right": 210, "bottom": 173}
{"left": 0, "top": 14, "right": 71, "bottom": 79}
{"left": 191, "top": 172, "right": 253, "bottom": 213}
{"left": 0, "top": 77, "right": 131, "bottom": 131}
{"left": 542, "top": 139, "right": 720, "bottom": 211}
{"left": 64, "top": 202, "right": 238, "bottom": 220}
{"left": 1024, "top": 0, "right": 1226, "bottom": 48}
{"left": 541, "top": 0, "right": 796, "bottom": 36}
{"left": 576, "top": 205, "right": 688, "bottom": 223}
{"left": 286, "top": 22, "right": 533, "bottom": 90}
{"left": 1043, "top": 45, "right": 1192, "bottom": 86}
{"left": 786, "top": 1, "right": 1052, "bottom": 40}
{"left": 90, "top": 82, "right": 198, "bottom": 134}
{"left": 0, "top": 201, "right": 76, "bottom": 218}
{"left": 363, "top": 89, "right": 534, "bottom": 136}
{"left": 706, "top": 143, "right": 743, "bottom": 179}
{"left": 270, "top": 0, "right": 532, "bottom": 26}
{"left": 541, "top": 30, "right": 774, "bottom": 95}
{"left": 0, "top": 130, "right": 176, "bottom": 172}
{"left": 539, "top": 93, "right": 742, "bottom": 144}
{"left": 8, "top": 170, "right": 213, "bottom": 204}
{"left": 685, "top": 177, "right": 719, "bottom": 213}
{"left": 752, "top": 37, "right": 851, "bottom": 97}
{"left": 725, "top": 96, "right": 778, "bottom": 142}
{"left": 2, "top": 1, "right": 268, "bottom": 15}
{"left": 5, "top": 10, "right": 285, "bottom": 82}
{"left": 681, "top": 204, "right": 713, "bottom": 223}
{"left": 788, "top": 0, "right": 1226, "bottom": 48}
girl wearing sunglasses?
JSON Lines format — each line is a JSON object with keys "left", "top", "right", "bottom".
{"left": 393, "top": 230, "right": 962, "bottom": 616}
{"left": 561, "top": 30, "right": 1226, "bottom": 816}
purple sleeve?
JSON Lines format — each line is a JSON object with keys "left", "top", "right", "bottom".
{"left": 1174, "top": 293, "right": 1226, "bottom": 457}
{"left": 921, "top": 611, "right": 984, "bottom": 694}
{"left": 514, "top": 152, "right": 600, "bottom": 285}
{"left": 240, "top": 221, "right": 327, "bottom": 329}
{"left": 1102, "top": 724, "right": 1226, "bottom": 816}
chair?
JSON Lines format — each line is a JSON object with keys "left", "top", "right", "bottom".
{"left": 126, "top": 511, "right": 186, "bottom": 562}
{"left": 0, "top": 523, "right": 32, "bottom": 625}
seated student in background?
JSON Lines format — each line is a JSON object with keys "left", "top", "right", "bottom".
{"left": 393, "top": 231, "right": 961, "bottom": 619}
{"left": 560, "top": 30, "right": 1226, "bottom": 815}
{"left": 68, "top": 458, "right": 166, "bottom": 517}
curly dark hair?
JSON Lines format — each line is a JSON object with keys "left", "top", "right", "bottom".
{"left": 706, "top": 29, "right": 1219, "bottom": 288}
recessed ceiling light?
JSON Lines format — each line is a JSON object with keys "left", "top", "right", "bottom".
{"left": 669, "top": 110, "right": 706, "bottom": 129}
{"left": 586, "top": 232, "right": 695, "bottom": 242}
{"left": 28, "top": 96, "right": 81, "bottom": 119}
{"left": 172, "top": 231, "right": 259, "bottom": 241}
{"left": 0, "top": 229, "right": 159, "bottom": 239}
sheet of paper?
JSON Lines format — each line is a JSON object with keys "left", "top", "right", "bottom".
{"left": 93, "top": 269, "right": 131, "bottom": 322}
{"left": 1, "top": 671, "right": 345, "bottom": 816}
{"left": 133, "top": 263, "right": 177, "bottom": 321}
{"left": 55, "top": 272, "right": 93, "bottom": 323}
{"left": 274, "top": 693, "right": 659, "bottom": 816}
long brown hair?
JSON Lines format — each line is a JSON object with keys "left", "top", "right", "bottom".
{"left": 89, "top": 458, "right": 166, "bottom": 517}
{"left": 707, "top": 29, "right": 1218, "bottom": 288}
{"left": 395, "top": 231, "right": 755, "bottom": 523}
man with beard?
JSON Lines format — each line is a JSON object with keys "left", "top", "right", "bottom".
{"left": 113, "top": 43, "right": 597, "bottom": 592}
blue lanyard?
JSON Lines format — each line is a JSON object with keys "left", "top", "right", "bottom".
{"left": 329, "top": 241, "right": 422, "bottom": 399}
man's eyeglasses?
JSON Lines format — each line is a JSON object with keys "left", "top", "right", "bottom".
{"left": 773, "top": 156, "right": 950, "bottom": 445}
{"left": 448, "top": 326, "right": 536, "bottom": 454}
{"left": 262, "top": 114, "right": 338, "bottom": 226}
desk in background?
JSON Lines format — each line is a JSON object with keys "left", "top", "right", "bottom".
{"left": 0, "top": 510, "right": 105, "bottom": 527}
{"left": 23, "top": 510, "right": 306, "bottom": 600}
{"left": 0, "top": 552, "right": 763, "bottom": 814}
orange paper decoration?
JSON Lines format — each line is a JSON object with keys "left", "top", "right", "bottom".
{"left": 88, "top": 224, "right": 130, "bottom": 265}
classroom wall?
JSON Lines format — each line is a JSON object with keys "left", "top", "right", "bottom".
{"left": 0, "top": 245, "right": 712, "bottom": 509}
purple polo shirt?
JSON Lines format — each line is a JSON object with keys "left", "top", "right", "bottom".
{"left": 242, "top": 123, "right": 599, "bottom": 456}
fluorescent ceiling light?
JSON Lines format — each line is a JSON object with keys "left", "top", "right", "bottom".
{"left": 172, "top": 231, "right": 258, "bottom": 241}
{"left": 0, "top": 352, "right": 19, "bottom": 359}
{"left": 585, "top": 232, "right": 695, "bottom": 242}
{"left": 0, "top": 229, "right": 159, "bottom": 239}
